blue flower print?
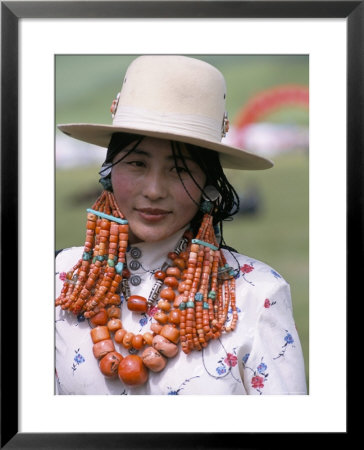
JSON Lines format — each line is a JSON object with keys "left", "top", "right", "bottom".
{"left": 273, "top": 330, "right": 296, "bottom": 360}
{"left": 242, "top": 353, "right": 250, "bottom": 365}
{"left": 216, "top": 365, "right": 227, "bottom": 375}
{"left": 271, "top": 269, "right": 282, "bottom": 279}
{"left": 74, "top": 353, "right": 85, "bottom": 364}
{"left": 139, "top": 315, "right": 148, "bottom": 327}
{"left": 72, "top": 349, "right": 85, "bottom": 374}
{"left": 257, "top": 362, "right": 267, "bottom": 374}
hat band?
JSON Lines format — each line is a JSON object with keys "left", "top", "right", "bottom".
{"left": 113, "top": 106, "right": 222, "bottom": 143}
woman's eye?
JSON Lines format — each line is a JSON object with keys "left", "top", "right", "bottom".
{"left": 126, "top": 160, "right": 145, "bottom": 168}
{"left": 172, "top": 166, "right": 188, "bottom": 174}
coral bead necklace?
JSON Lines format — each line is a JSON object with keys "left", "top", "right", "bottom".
{"left": 56, "top": 190, "right": 238, "bottom": 387}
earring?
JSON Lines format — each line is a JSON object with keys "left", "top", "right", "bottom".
{"left": 200, "top": 185, "right": 221, "bottom": 213}
{"left": 99, "top": 176, "right": 113, "bottom": 191}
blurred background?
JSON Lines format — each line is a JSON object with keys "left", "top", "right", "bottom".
{"left": 55, "top": 54, "right": 309, "bottom": 390}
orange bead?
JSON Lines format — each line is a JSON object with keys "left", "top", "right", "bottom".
{"left": 152, "top": 335, "right": 178, "bottom": 358}
{"left": 157, "top": 299, "right": 171, "bottom": 312}
{"left": 127, "top": 295, "right": 147, "bottom": 313}
{"left": 107, "top": 305, "right": 121, "bottom": 318}
{"left": 164, "top": 277, "right": 179, "bottom": 289}
{"left": 154, "top": 311, "right": 169, "bottom": 324}
{"left": 118, "top": 355, "right": 148, "bottom": 386}
{"left": 173, "top": 258, "right": 186, "bottom": 270}
{"left": 110, "top": 223, "right": 119, "bottom": 235}
{"left": 150, "top": 323, "right": 162, "bottom": 334}
{"left": 167, "top": 252, "right": 177, "bottom": 260}
{"left": 141, "top": 347, "right": 167, "bottom": 372}
{"left": 131, "top": 334, "right": 144, "bottom": 350}
{"left": 177, "top": 282, "right": 187, "bottom": 294}
{"left": 118, "top": 224, "right": 129, "bottom": 233}
{"left": 142, "top": 332, "right": 154, "bottom": 346}
{"left": 90, "top": 326, "right": 110, "bottom": 343}
{"left": 114, "top": 328, "right": 127, "bottom": 344}
{"left": 99, "top": 351, "right": 123, "bottom": 377}
{"left": 160, "top": 324, "right": 180, "bottom": 344}
{"left": 100, "top": 219, "right": 110, "bottom": 230}
{"left": 166, "top": 267, "right": 181, "bottom": 278}
{"left": 168, "top": 309, "right": 181, "bottom": 325}
{"left": 93, "top": 339, "right": 115, "bottom": 359}
{"left": 160, "top": 287, "right": 175, "bottom": 301}
{"left": 154, "top": 270, "right": 166, "bottom": 281}
{"left": 107, "top": 318, "right": 122, "bottom": 332}
{"left": 122, "top": 332, "right": 134, "bottom": 349}
{"left": 179, "top": 250, "right": 189, "bottom": 261}
{"left": 109, "top": 294, "right": 121, "bottom": 305}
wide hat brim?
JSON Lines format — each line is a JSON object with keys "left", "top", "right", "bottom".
{"left": 58, "top": 123, "right": 274, "bottom": 170}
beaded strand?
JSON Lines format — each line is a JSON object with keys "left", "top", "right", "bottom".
{"left": 56, "top": 190, "right": 238, "bottom": 386}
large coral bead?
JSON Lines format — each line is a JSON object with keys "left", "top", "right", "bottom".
{"left": 118, "top": 354, "right": 148, "bottom": 386}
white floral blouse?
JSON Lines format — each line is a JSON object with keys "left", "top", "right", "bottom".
{"left": 55, "top": 228, "right": 307, "bottom": 395}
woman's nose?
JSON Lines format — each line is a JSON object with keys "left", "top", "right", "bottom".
{"left": 142, "top": 169, "right": 168, "bottom": 200}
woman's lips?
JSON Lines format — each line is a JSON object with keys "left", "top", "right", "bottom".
{"left": 135, "top": 208, "right": 172, "bottom": 222}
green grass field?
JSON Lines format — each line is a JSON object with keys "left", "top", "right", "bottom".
{"left": 55, "top": 150, "right": 309, "bottom": 390}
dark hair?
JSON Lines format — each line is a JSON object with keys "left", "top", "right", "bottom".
{"left": 99, "top": 132, "right": 240, "bottom": 235}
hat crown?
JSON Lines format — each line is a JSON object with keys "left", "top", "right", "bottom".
{"left": 58, "top": 55, "right": 273, "bottom": 170}
{"left": 112, "top": 55, "right": 227, "bottom": 142}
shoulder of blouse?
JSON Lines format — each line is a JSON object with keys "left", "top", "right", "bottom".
{"left": 220, "top": 246, "right": 290, "bottom": 288}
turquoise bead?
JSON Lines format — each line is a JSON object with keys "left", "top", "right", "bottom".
{"left": 186, "top": 301, "right": 195, "bottom": 308}
{"left": 99, "top": 176, "right": 113, "bottom": 191}
{"left": 115, "top": 262, "right": 124, "bottom": 274}
{"left": 191, "top": 239, "right": 218, "bottom": 251}
{"left": 179, "top": 302, "right": 186, "bottom": 310}
{"left": 107, "top": 259, "right": 115, "bottom": 267}
{"left": 200, "top": 200, "right": 212, "bottom": 213}
{"left": 203, "top": 302, "right": 209, "bottom": 309}
{"left": 195, "top": 292, "right": 203, "bottom": 301}
{"left": 82, "top": 251, "right": 92, "bottom": 261}
{"left": 86, "top": 208, "right": 128, "bottom": 225}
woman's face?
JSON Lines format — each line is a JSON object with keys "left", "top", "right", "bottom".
{"left": 111, "top": 137, "right": 206, "bottom": 244}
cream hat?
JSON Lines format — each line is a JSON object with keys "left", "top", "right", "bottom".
{"left": 58, "top": 55, "right": 273, "bottom": 170}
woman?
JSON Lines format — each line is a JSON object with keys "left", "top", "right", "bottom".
{"left": 55, "top": 55, "right": 307, "bottom": 395}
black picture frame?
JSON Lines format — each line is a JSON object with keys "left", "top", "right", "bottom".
{"left": 1, "top": 1, "right": 359, "bottom": 447}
